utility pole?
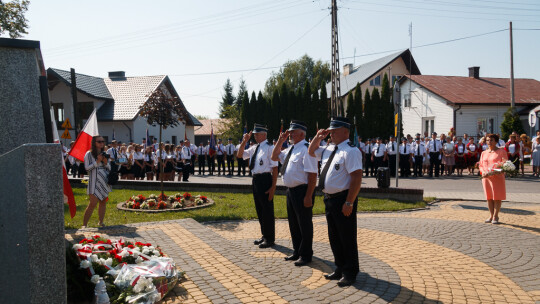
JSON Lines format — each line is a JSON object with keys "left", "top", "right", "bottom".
{"left": 330, "top": 0, "right": 342, "bottom": 117}
{"left": 509, "top": 21, "right": 515, "bottom": 108}
{"left": 70, "top": 68, "right": 79, "bottom": 137}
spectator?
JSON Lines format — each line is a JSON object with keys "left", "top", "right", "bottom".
{"left": 532, "top": 136, "right": 540, "bottom": 177}
{"left": 479, "top": 134, "right": 508, "bottom": 224}
{"left": 82, "top": 136, "right": 111, "bottom": 228}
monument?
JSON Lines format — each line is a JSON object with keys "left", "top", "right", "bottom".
{"left": 0, "top": 38, "right": 66, "bottom": 303}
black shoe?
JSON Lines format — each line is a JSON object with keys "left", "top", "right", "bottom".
{"left": 253, "top": 238, "right": 264, "bottom": 245}
{"left": 258, "top": 241, "right": 274, "bottom": 248}
{"left": 294, "top": 258, "right": 311, "bottom": 266}
{"left": 284, "top": 254, "right": 299, "bottom": 261}
{"left": 324, "top": 272, "right": 342, "bottom": 280}
{"left": 337, "top": 277, "right": 356, "bottom": 287}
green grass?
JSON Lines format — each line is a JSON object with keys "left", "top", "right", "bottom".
{"left": 65, "top": 188, "right": 428, "bottom": 229}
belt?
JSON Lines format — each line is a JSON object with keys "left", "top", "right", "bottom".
{"left": 253, "top": 172, "right": 271, "bottom": 177}
{"left": 324, "top": 189, "right": 348, "bottom": 199}
{"left": 287, "top": 183, "right": 308, "bottom": 190}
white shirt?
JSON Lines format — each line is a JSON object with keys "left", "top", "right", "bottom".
{"left": 372, "top": 143, "right": 387, "bottom": 157}
{"left": 357, "top": 142, "right": 366, "bottom": 151}
{"left": 133, "top": 151, "right": 144, "bottom": 160}
{"left": 204, "top": 145, "right": 211, "bottom": 156}
{"left": 428, "top": 139, "right": 442, "bottom": 153}
{"left": 497, "top": 139, "right": 506, "bottom": 148}
{"left": 467, "top": 143, "right": 477, "bottom": 153}
{"left": 362, "top": 143, "right": 372, "bottom": 154}
{"left": 386, "top": 141, "right": 397, "bottom": 155}
{"left": 399, "top": 143, "right": 412, "bottom": 155}
{"left": 225, "top": 143, "right": 236, "bottom": 155}
{"left": 189, "top": 144, "right": 197, "bottom": 155}
{"left": 181, "top": 146, "right": 192, "bottom": 160}
{"left": 106, "top": 147, "right": 118, "bottom": 160}
{"left": 278, "top": 139, "right": 318, "bottom": 188}
{"left": 197, "top": 145, "right": 206, "bottom": 155}
{"left": 144, "top": 153, "right": 154, "bottom": 162}
{"left": 507, "top": 143, "right": 517, "bottom": 154}
{"left": 216, "top": 143, "right": 225, "bottom": 155}
{"left": 242, "top": 140, "right": 278, "bottom": 174}
{"left": 314, "top": 139, "right": 363, "bottom": 194}
{"left": 413, "top": 142, "right": 426, "bottom": 156}
{"left": 456, "top": 143, "right": 466, "bottom": 154}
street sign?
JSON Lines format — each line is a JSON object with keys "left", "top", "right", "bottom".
{"left": 529, "top": 110, "right": 537, "bottom": 128}
{"left": 61, "top": 118, "right": 72, "bottom": 129}
{"left": 61, "top": 129, "right": 71, "bottom": 139}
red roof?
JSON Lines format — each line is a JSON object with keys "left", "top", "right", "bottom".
{"left": 405, "top": 75, "right": 540, "bottom": 105}
{"left": 194, "top": 119, "right": 230, "bottom": 136}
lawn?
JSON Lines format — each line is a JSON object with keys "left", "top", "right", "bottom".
{"left": 65, "top": 187, "right": 429, "bottom": 229}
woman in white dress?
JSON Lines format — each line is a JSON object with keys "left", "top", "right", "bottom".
{"left": 532, "top": 136, "right": 540, "bottom": 177}
{"left": 82, "top": 136, "right": 112, "bottom": 228}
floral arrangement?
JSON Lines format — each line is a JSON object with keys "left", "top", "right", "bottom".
{"left": 123, "top": 192, "right": 211, "bottom": 210}
{"left": 483, "top": 160, "right": 517, "bottom": 178}
{"left": 72, "top": 235, "right": 182, "bottom": 304}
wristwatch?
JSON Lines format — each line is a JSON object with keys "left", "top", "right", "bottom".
{"left": 345, "top": 201, "right": 353, "bottom": 207}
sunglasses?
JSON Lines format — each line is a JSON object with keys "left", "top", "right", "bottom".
{"left": 96, "top": 141, "right": 105, "bottom": 143}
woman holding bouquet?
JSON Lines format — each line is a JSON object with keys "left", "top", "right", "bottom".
{"left": 479, "top": 134, "right": 508, "bottom": 224}
{"left": 83, "top": 136, "right": 112, "bottom": 228}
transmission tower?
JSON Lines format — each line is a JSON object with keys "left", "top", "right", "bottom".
{"left": 330, "top": 0, "right": 342, "bottom": 117}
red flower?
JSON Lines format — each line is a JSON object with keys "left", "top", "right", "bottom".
{"left": 135, "top": 242, "right": 143, "bottom": 246}
{"left": 183, "top": 192, "right": 192, "bottom": 200}
{"left": 146, "top": 243, "right": 152, "bottom": 247}
{"left": 133, "top": 203, "right": 141, "bottom": 209}
{"left": 157, "top": 201, "right": 167, "bottom": 209}
{"left": 93, "top": 235, "right": 100, "bottom": 239}
{"left": 138, "top": 195, "right": 146, "bottom": 201}
{"left": 108, "top": 249, "right": 117, "bottom": 256}
{"left": 106, "top": 239, "right": 112, "bottom": 245}
{"left": 200, "top": 196, "right": 207, "bottom": 201}
{"left": 128, "top": 245, "right": 135, "bottom": 249}
{"left": 97, "top": 240, "right": 105, "bottom": 244}
{"left": 97, "top": 246, "right": 105, "bottom": 250}
{"left": 148, "top": 200, "right": 156, "bottom": 207}
{"left": 115, "top": 254, "right": 123, "bottom": 263}
{"left": 79, "top": 239, "right": 88, "bottom": 244}
{"left": 158, "top": 193, "right": 168, "bottom": 200}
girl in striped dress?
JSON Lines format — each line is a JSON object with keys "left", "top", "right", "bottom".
{"left": 82, "top": 136, "right": 112, "bottom": 228}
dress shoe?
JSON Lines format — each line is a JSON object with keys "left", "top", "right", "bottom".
{"left": 337, "top": 277, "right": 356, "bottom": 287}
{"left": 294, "top": 258, "right": 311, "bottom": 266}
{"left": 284, "top": 254, "right": 299, "bottom": 261}
{"left": 258, "top": 241, "right": 274, "bottom": 248}
{"left": 253, "top": 238, "right": 264, "bottom": 245}
{"left": 324, "top": 272, "right": 342, "bottom": 280}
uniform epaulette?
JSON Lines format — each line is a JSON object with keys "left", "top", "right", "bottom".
{"left": 348, "top": 142, "right": 356, "bottom": 147}
{"left": 304, "top": 143, "right": 309, "bottom": 147}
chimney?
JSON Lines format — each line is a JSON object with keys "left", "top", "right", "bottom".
{"left": 343, "top": 64, "right": 353, "bottom": 76}
{"left": 108, "top": 71, "right": 126, "bottom": 78}
{"left": 468, "top": 66, "right": 480, "bottom": 79}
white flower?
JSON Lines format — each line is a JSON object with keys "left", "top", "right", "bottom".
{"left": 72, "top": 244, "right": 82, "bottom": 250}
{"left": 133, "top": 284, "right": 143, "bottom": 293}
{"left": 132, "top": 251, "right": 139, "bottom": 258}
{"left": 104, "top": 258, "right": 113, "bottom": 266}
{"left": 80, "top": 260, "right": 91, "bottom": 268}
{"left": 119, "top": 249, "right": 130, "bottom": 258}
{"left": 133, "top": 247, "right": 141, "bottom": 252}
{"left": 90, "top": 254, "right": 99, "bottom": 263}
{"left": 148, "top": 246, "right": 155, "bottom": 251}
{"left": 152, "top": 250, "right": 160, "bottom": 256}
{"left": 91, "top": 275, "right": 100, "bottom": 284}
{"left": 142, "top": 248, "right": 150, "bottom": 255}
{"left": 135, "top": 257, "right": 143, "bottom": 264}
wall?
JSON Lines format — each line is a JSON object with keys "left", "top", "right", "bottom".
{"left": 400, "top": 78, "right": 455, "bottom": 136}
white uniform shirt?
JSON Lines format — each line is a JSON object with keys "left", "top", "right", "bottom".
{"left": 216, "top": 143, "right": 225, "bottom": 155}
{"left": 204, "top": 145, "right": 211, "bottom": 156}
{"left": 144, "top": 153, "right": 154, "bottom": 163}
{"left": 314, "top": 140, "right": 363, "bottom": 194}
{"left": 497, "top": 139, "right": 506, "bottom": 148}
{"left": 189, "top": 144, "right": 197, "bottom": 155}
{"left": 181, "top": 146, "right": 192, "bottom": 160}
{"left": 242, "top": 140, "right": 278, "bottom": 174}
{"left": 413, "top": 142, "right": 426, "bottom": 156}
{"left": 386, "top": 141, "right": 398, "bottom": 155}
{"left": 107, "top": 147, "right": 118, "bottom": 161}
{"left": 357, "top": 142, "right": 366, "bottom": 151}
{"left": 225, "top": 143, "right": 236, "bottom": 156}
{"left": 362, "top": 143, "right": 372, "bottom": 154}
{"left": 278, "top": 139, "right": 318, "bottom": 188}
{"left": 507, "top": 143, "right": 517, "bottom": 154}
{"left": 372, "top": 143, "right": 387, "bottom": 157}
{"left": 399, "top": 143, "right": 412, "bottom": 155}
{"left": 197, "top": 145, "right": 206, "bottom": 155}
{"left": 428, "top": 139, "right": 442, "bottom": 153}
{"left": 133, "top": 151, "right": 144, "bottom": 161}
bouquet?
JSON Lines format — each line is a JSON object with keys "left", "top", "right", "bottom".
{"left": 483, "top": 160, "right": 516, "bottom": 178}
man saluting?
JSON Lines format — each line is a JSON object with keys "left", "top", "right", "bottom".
{"left": 238, "top": 124, "right": 279, "bottom": 248}
{"left": 271, "top": 120, "right": 318, "bottom": 266}
{"left": 308, "top": 117, "right": 363, "bottom": 287}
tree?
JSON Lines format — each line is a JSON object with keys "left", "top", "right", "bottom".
{"left": 219, "top": 78, "right": 235, "bottom": 118}
{"left": 220, "top": 104, "right": 243, "bottom": 144}
{"left": 309, "top": 88, "right": 319, "bottom": 137}
{"left": 139, "top": 88, "right": 188, "bottom": 196}
{"left": 380, "top": 73, "right": 393, "bottom": 138}
{"left": 501, "top": 107, "right": 525, "bottom": 140}
{"left": 353, "top": 84, "right": 364, "bottom": 137}
{"left": 319, "top": 85, "right": 330, "bottom": 130}
{"left": 0, "top": 0, "right": 29, "bottom": 38}
{"left": 235, "top": 78, "right": 248, "bottom": 109}
{"left": 371, "top": 88, "right": 382, "bottom": 138}
{"left": 363, "top": 89, "right": 372, "bottom": 138}
{"left": 264, "top": 54, "right": 331, "bottom": 97}
{"left": 302, "top": 82, "right": 312, "bottom": 129}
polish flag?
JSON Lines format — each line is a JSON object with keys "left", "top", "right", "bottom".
{"left": 69, "top": 108, "right": 99, "bottom": 162}
{"left": 51, "top": 109, "right": 77, "bottom": 218}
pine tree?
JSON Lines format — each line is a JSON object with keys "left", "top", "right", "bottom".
{"left": 241, "top": 90, "right": 252, "bottom": 130}
{"left": 353, "top": 84, "right": 364, "bottom": 138}
{"left": 363, "top": 89, "right": 372, "bottom": 139}
{"left": 302, "top": 82, "right": 312, "bottom": 127}
{"left": 319, "top": 85, "right": 330, "bottom": 130}
{"left": 236, "top": 78, "right": 248, "bottom": 109}
{"left": 310, "top": 89, "right": 320, "bottom": 137}
{"left": 380, "top": 73, "right": 393, "bottom": 138}
{"left": 258, "top": 91, "right": 267, "bottom": 126}
{"left": 501, "top": 107, "right": 525, "bottom": 140}
{"left": 345, "top": 93, "right": 355, "bottom": 122}
{"left": 219, "top": 78, "right": 236, "bottom": 118}
{"left": 271, "top": 89, "right": 282, "bottom": 139}
{"left": 371, "top": 88, "right": 382, "bottom": 138}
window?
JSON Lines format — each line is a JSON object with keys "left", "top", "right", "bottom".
{"left": 404, "top": 94, "right": 411, "bottom": 107}
{"left": 392, "top": 75, "right": 401, "bottom": 85}
{"left": 423, "top": 118, "right": 434, "bottom": 134}
{"left": 369, "top": 75, "right": 381, "bottom": 86}
{"left": 477, "top": 118, "right": 495, "bottom": 137}
{"left": 77, "top": 102, "right": 95, "bottom": 129}
{"left": 52, "top": 103, "right": 64, "bottom": 123}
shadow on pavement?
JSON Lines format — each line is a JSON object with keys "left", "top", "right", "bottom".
{"left": 458, "top": 204, "right": 536, "bottom": 215}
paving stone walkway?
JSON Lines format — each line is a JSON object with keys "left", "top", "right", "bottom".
{"left": 66, "top": 200, "right": 540, "bottom": 304}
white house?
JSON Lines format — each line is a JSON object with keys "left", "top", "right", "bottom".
{"left": 47, "top": 68, "right": 202, "bottom": 145}
{"left": 399, "top": 67, "right": 540, "bottom": 139}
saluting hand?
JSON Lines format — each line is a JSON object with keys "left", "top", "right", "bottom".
{"left": 315, "top": 129, "right": 330, "bottom": 141}
{"left": 242, "top": 131, "right": 252, "bottom": 143}
{"left": 278, "top": 130, "right": 290, "bottom": 143}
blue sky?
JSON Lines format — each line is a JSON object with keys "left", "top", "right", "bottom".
{"left": 23, "top": 0, "right": 540, "bottom": 118}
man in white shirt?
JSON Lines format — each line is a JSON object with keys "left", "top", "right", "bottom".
{"left": 399, "top": 137, "right": 412, "bottom": 177}
{"left": 271, "top": 120, "right": 317, "bottom": 266}
{"left": 216, "top": 139, "right": 226, "bottom": 175}
{"left": 308, "top": 117, "right": 362, "bottom": 287}
{"left": 371, "top": 137, "right": 387, "bottom": 173}
{"left": 180, "top": 141, "right": 192, "bottom": 181}
{"left": 107, "top": 140, "right": 119, "bottom": 164}
{"left": 187, "top": 139, "right": 197, "bottom": 175}
{"left": 238, "top": 124, "right": 279, "bottom": 249}
{"left": 205, "top": 140, "right": 215, "bottom": 175}
{"left": 362, "top": 139, "right": 373, "bottom": 177}
{"left": 386, "top": 136, "right": 398, "bottom": 177}
{"left": 196, "top": 142, "right": 206, "bottom": 175}
{"left": 225, "top": 138, "right": 236, "bottom": 176}
{"left": 428, "top": 132, "right": 443, "bottom": 177}
{"left": 496, "top": 134, "right": 506, "bottom": 148}
{"left": 412, "top": 137, "right": 426, "bottom": 177}
{"left": 236, "top": 139, "right": 247, "bottom": 176}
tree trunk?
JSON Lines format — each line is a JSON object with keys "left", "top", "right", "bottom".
{"left": 159, "top": 124, "right": 164, "bottom": 196}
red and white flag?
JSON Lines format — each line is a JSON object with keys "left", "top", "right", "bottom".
{"left": 51, "top": 109, "right": 77, "bottom": 218}
{"left": 69, "top": 108, "right": 99, "bottom": 162}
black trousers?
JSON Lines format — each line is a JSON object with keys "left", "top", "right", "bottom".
{"left": 190, "top": 155, "right": 196, "bottom": 174}
{"left": 226, "top": 155, "right": 234, "bottom": 175}
{"left": 286, "top": 184, "right": 314, "bottom": 260}
{"left": 198, "top": 155, "right": 205, "bottom": 174}
{"left": 237, "top": 157, "right": 246, "bottom": 176}
{"left": 414, "top": 155, "right": 423, "bottom": 176}
{"left": 324, "top": 191, "right": 359, "bottom": 279}
{"left": 364, "top": 154, "right": 373, "bottom": 176}
{"left": 182, "top": 162, "right": 190, "bottom": 181}
{"left": 429, "top": 152, "right": 441, "bottom": 177}
{"left": 217, "top": 155, "right": 225, "bottom": 174}
{"left": 388, "top": 154, "right": 397, "bottom": 176}
{"left": 207, "top": 156, "right": 215, "bottom": 174}
{"left": 252, "top": 173, "right": 275, "bottom": 243}
{"left": 374, "top": 156, "right": 384, "bottom": 171}
{"left": 399, "top": 155, "right": 411, "bottom": 177}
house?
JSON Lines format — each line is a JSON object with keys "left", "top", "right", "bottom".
{"left": 399, "top": 67, "right": 540, "bottom": 139}
{"left": 47, "top": 68, "right": 202, "bottom": 145}
{"left": 194, "top": 118, "right": 231, "bottom": 145}
{"left": 325, "top": 49, "right": 421, "bottom": 113}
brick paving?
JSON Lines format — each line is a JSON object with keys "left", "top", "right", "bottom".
{"left": 66, "top": 200, "right": 540, "bottom": 303}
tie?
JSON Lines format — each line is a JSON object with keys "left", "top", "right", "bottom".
{"left": 229, "top": 145, "right": 232, "bottom": 154}
{"left": 377, "top": 144, "right": 380, "bottom": 155}
{"left": 249, "top": 144, "right": 260, "bottom": 170}
{"left": 113, "top": 148, "right": 117, "bottom": 159}
{"left": 318, "top": 146, "right": 338, "bottom": 190}
{"left": 417, "top": 145, "right": 420, "bottom": 156}
{"left": 280, "top": 145, "right": 294, "bottom": 175}
{"left": 391, "top": 143, "right": 394, "bottom": 152}
{"left": 404, "top": 145, "right": 407, "bottom": 154}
